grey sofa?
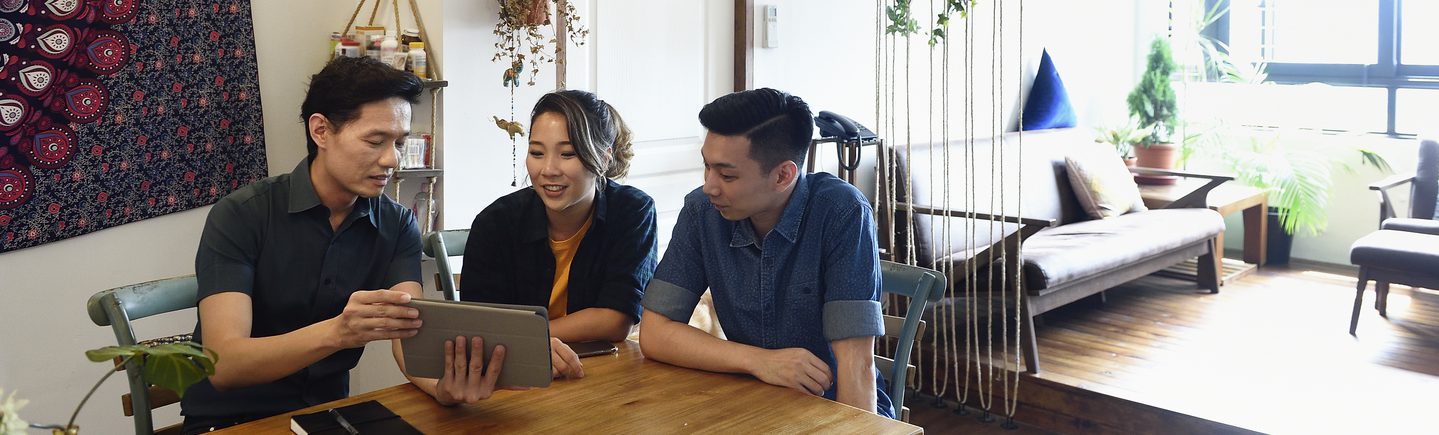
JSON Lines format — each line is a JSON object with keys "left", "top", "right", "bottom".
{"left": 835, "top": 128, "right": 1229, "bottom": 374}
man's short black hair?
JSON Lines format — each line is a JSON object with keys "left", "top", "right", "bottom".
{"left": 300, "top": 57, "right": 423, "bottom": 159}
{"left": 698, "top": 88, "right": 813, "bottom": 172}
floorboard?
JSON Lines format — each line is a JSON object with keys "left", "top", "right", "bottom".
{"left": 903, "top": 264, "right": 1439, "bottom": 434}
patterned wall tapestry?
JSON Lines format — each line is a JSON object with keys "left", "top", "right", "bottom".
{"left": 0, "top": 0, "right": 267, "bottom": 253}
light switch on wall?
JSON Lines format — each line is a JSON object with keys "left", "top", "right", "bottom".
{"left": 763, "top": 5, "right": 779, "bottom": 48}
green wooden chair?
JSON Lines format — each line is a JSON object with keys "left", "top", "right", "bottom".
{"left": 877, "top": 260, "right": 946, "bottom": 422}
{"left": 422, "top": 229, "right": 469, "bottom": 301}
{"left": 85, "top": 275, "right": 199, "bottom": 435}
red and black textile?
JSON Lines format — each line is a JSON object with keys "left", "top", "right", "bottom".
{"left": 0, "top": 0, "right": 266, "bottom": 253}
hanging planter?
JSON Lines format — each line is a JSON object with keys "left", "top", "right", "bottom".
{"left": 492, "top": 0, "right": 589, "bottom": 185}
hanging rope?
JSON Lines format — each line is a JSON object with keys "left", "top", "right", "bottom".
{"left": 987, "top": 0, "right": 1001, "bottom": 418}
{"left": 1006, "top": 0, "right": 1025, "bottom": 422}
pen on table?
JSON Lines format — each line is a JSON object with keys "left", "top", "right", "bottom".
{"left": 328, "top": 408, "right": 360, "bottom": 435}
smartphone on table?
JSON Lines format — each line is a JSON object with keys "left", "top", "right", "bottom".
{"left": 567, "top": 340, "right": 618, "bottom": 358}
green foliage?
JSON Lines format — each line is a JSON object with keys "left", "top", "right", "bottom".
{"left": 85, "top": 343, "right": 216, "bottom": 399}
{"left": 1188, "top": 0, "right": 1267, "bottom": 84}
{"left": 1094, "top": 117, "right": 1153, "bottom": 159}
{"left": 1127, "top": 37, "right": 1179, "bottom": 145}
{"left": 884, "top": 0, "right": 976, "bottom": 46}
{"left": 928, "top": 0, "right": 974, "bottom": 46}
{"left": 885, "top": 0, "right": 922, "bottom": 36}
{"left": 1209, "top": 130, "right": 1394, "bottom": 236}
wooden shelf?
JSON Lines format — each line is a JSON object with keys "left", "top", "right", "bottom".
{"left": 420, "top": 80, "right": 448, "bottom": 89}
{"left": 395, "top": 168, "right": 442, "bottom": 178}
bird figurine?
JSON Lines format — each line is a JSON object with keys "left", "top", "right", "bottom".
{"left": 501, "top": 55, "right": 524, "bottom": 88}
{"left": 493, "top": 116, "right": 525, "bottom": 141}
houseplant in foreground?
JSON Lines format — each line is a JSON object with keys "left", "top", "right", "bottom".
{"left": 18, "top": 342, "right": 215, "bottom": 434}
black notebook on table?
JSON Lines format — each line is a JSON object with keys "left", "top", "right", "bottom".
{"left": 290, "top": 400, "right": 421, "bottom": 435}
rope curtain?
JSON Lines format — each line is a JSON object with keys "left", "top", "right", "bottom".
{"left": 871, "top": 1, "right": 1025, "bottom": 424}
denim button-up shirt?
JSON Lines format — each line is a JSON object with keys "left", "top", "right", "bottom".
{"left": 643, "top": 172, "right": 894, "bottom": 418}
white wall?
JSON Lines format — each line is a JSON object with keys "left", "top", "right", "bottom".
{"left": 439, "top": 0, "right": 733, "bottom": 254}
{"left": 0, "top": 0, "right": 440, "bottom": 430}
{"left": 750, "top": 0, "right": 1145, "bottom": 148}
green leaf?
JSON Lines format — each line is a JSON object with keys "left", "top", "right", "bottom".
{"left": 85, "top": 345, "right": 146, "bottom": 362}
{"left": 85, "top": 343, "right": 216, "bottom": 398}
{"left": 138, "top": 344, "right": 215, "bottom": 399}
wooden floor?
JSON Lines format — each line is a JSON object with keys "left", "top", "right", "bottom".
{"left": 904, "top": 263, "right": 1439, "bottom": 434}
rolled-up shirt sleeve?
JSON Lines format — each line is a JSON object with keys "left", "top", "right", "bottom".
{"left": 642, "top": 192, "right": 709, "bottom": 322}
{"left": 820, "top": 202, "right": 884, "bottom": 341}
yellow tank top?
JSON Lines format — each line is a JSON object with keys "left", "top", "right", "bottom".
{"left": 547, "top": 214, "right": 593, "bottom": 320}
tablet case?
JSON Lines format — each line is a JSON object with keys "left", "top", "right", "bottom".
{"left": 400, "top": 299, "right": 552, "bottom": 388}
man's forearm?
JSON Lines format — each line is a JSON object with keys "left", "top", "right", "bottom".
{"left": 832, "top": 336, "right": 878, "bottom": 414}
{"left": 638, "top": 309, "right": 759, "bottom": 376}
{"left": 207, "top": 319, "right": 342, "bottom": 390}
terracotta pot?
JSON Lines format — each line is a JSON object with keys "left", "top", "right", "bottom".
{"left": 1123, "top": 157, "right": 1137, "bottom": 168}
{"left": 1133, "top": 143, "right": 1178, "bottom": 185}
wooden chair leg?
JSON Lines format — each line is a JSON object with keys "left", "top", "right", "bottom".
{"left": 1350, "top": 269, "right": 1368, "bottom": 336}
{"left": 1375, "top": 281, "right": 1390, "bottom": 318}
{"left": 1019, "top": 300, "right": 1040, "bottom": 374}
{"left": 1197, "top": 238, "right": 1221, "bottom": 293}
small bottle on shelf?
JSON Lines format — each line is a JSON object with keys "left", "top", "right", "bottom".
{"left": 408, "top": 42, "right": 428, "bottom": 79}
{"left": 380, "top": 31, "right": 401, "bottom": 69}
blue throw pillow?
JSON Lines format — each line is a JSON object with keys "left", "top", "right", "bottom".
{"left": 1021, "top": 49, "right": 1077, "bottom": 131}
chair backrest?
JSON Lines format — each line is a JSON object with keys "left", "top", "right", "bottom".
{"left": 1411, "top": 138, "right": 1438, "bottom": 220}
{"left": 85, "top": 275, "right": 199, "bottom": 435}
{"left": 876, "top": 260, "right": 946, "bottom": 422}
{"left": 423, "top": 229, "right": 469, "bottom": 301}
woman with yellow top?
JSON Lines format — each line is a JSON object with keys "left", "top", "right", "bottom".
{"left": 460, "top": 90, "right": 657, "bottom": 378}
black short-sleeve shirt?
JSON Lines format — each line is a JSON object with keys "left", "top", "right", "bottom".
{"left": 180, "top": 159, "right": 421, "bottom": 427}
{"left": 459, "top": 180, "right": 657, "bottom": 323}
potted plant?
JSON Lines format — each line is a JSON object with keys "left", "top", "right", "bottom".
{"left": 492, "top": 0, "right": 587, "bottom": 88}
{"left": 1127, "top": 37, "right": 1181, "bottom": 184}
{"left": 1207, "top": 129, "right": 1392, "bottom": 264}
{"left": 7, "top": 342, "right": 215, "bottom": 434}
{"left": 1095, "top": 117, "right": 1154, "bottom": 167}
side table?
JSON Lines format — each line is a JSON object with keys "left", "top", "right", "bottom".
{"left": 1139, "top": 180, "right": 1268, "bottom": 285}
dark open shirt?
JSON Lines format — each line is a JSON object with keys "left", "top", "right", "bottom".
{"left": 460, "top": 180, "right": 657, "bottom": 324}
{"left": 641, "top": 172, "right": 895, "bottom": 418}
{"left": 181, "top": 159, "right": 421, "bottom": 431}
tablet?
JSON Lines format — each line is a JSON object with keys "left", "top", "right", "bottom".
{"left": 400, "top": 299, "right": 552, "bottom": 388}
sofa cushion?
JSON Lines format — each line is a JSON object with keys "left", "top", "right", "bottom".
{"left": 1351, "top": 230, "right": 1439, "bottom": 272}
{"left": 1021, "top": 208, "right": 1224, "bottom": 291}
{"left": 1065, "top": 143, "right": 1147, "bottom": 219}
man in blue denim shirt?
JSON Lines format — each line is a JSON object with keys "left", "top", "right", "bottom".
{"left": 639, "top": 88, "right": 894, "bottom": 418}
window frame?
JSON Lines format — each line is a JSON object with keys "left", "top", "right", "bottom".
{"left": 1204, "top": 0, "right": 1439, "bottom": 136}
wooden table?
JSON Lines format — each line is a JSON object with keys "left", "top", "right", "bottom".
{"left": 1139, "top": 180, "right": 1268, "bottom": 285}
{"left": 216, "top": 340, "right": 921, "bottom": 434}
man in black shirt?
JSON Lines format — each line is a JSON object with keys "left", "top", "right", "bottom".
{"left": 181, "top": 57, "right": 506, "bottom": 434}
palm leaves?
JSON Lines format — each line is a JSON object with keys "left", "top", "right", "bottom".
{"left": 1216, "top": 132, "right": 1392, "bottom": 236}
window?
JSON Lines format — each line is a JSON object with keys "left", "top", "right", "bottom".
{"left": 1204, "top": 0, "right": 1439, "bottom": 136}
